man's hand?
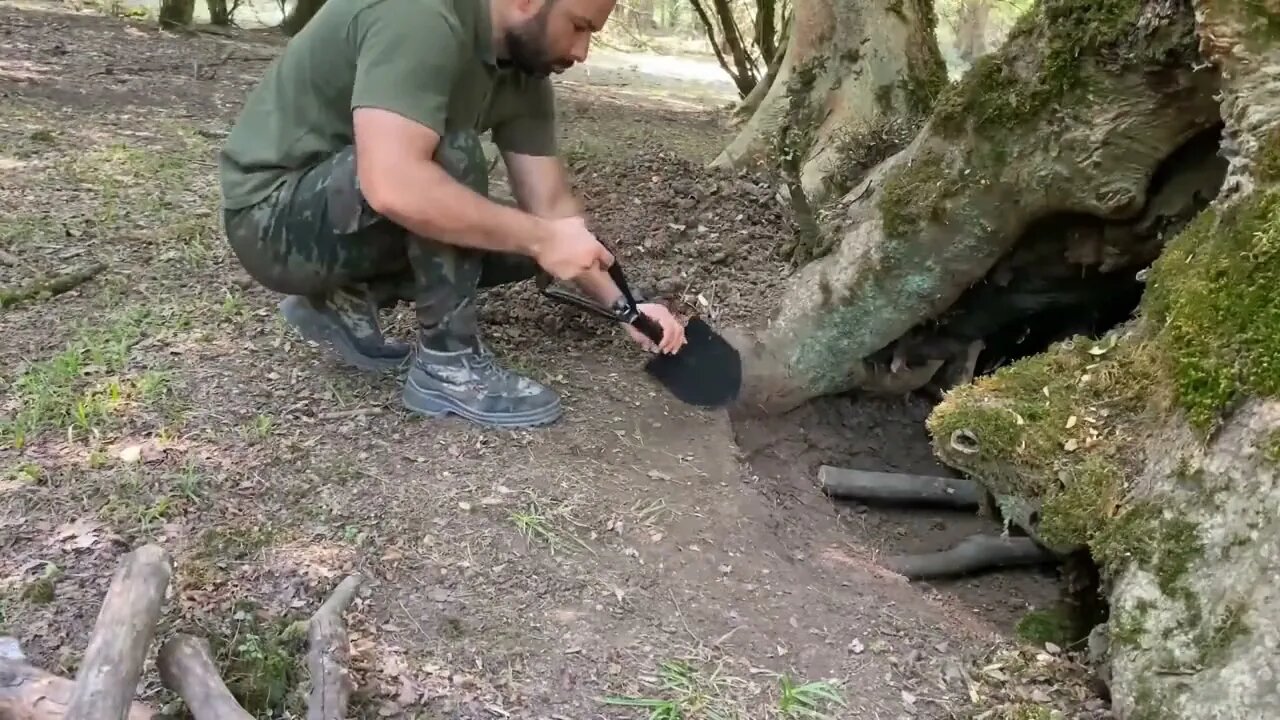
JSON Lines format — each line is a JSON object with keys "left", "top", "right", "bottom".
{"left": 626, "top": 303, "right": 687, "bottom": 354}
{"left": 532, "top": 216, "right": 615, "bottom": 282}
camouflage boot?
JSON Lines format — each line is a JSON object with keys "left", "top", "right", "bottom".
{"left": 402, "top": 324, "right": 563, "bottom": 428}
{"left": 399, "top": 129, "right": 561, "bottom": 428}
{"left": 279, "top": 286, "right": 411, "bottom": 372}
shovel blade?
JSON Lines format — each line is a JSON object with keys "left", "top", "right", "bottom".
{"left": 643, "top": 317, "right": 741, "bottom": 408}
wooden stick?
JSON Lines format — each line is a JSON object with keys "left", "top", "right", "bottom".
{"left": 883, "top": 533, "right": 1058, "bottom": 580}
{"left": 0, "top": 657, "right": 159, "bottom": 720}
{"left": 65, "top": 544, "right": 172, "bottom": 720}
{"left": 817, "top": 466, "right": 985, "bottom": 509}
{"left": 157, "top": 634, "right": 254, "bottom": 720}
{"left": 306, "top": 574, "right": 362, "bottom": 720}
{"left": 0, "top": 262, "right": 106, "bottom": 309}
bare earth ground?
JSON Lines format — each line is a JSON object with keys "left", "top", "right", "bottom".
{"left": 1, "top": 3, "right": 1088, "bottom": 718}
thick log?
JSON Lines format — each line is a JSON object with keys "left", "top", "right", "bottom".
{"left": 306, "top": 574, "right": 362, "bottom": 720}
{"left": 65, "top": 544, "right": 172, "bottom": 720}
{"left": 156, "top": 635, "right": 253, "bottom": 720}
{"left": 884, "top": 533, "right": 1058, "bottom": 580}
{"left": 0, "top": 657, "right": 158, "bottom": 720}
{"left": 817, "top": 465, "right": 984, "bottom": 508}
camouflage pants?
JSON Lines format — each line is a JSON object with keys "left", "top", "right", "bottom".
{"left": 222, "top": 130, "right": 538, "bottom": 338}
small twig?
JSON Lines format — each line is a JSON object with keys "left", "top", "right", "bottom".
{"left": 318, "top": 407, "right": 386, "bottom": 421}
{"left": 668, "top": 589, "right": 703, "bottom": 648}
{"left": 0, "top": 262, "right": 106, "bottom": 309}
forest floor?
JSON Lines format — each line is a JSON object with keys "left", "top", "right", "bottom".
{"left": 0, "top": 2, "right": 1104, "bottom": 718}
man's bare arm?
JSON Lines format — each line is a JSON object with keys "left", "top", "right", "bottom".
{"left": 503, "top": 152, "right": 623, "bottom": 305}
{"left": 353, "top": 108, "right": 552, "bottom": 257}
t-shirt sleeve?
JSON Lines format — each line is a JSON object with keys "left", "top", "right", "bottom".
{"left": 347, "top": 0, "right": 463, "bottom": 137}
{"left": 491, "top": 76, "right": 558, "bottom": 157}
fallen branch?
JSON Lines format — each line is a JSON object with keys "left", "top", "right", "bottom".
{"left": 0, "top": 262, "right": 106, "bottom": 309}
{"left": 817, "top": 466, "right": 985, "bottom": 509}
{"left": 884, "top": 533, "right": 1058, "bottom": 580}
{"left": 307, "top": 574, "right": 362, "bottom": 720}
{"left": 317, "top": 407, "right": 385, "bottom": 421}
{"left": 0, "top": 654, "right": 159, "bottom": 720}
{"left": 65, "top": 543, "right": 172, "bottom": 720}
{"left": 157, "top": 635, "right": 254, "bottom": 720}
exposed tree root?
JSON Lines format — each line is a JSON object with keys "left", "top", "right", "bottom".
{"left": 817, "top": 465, "right": 985, "bottom": 509}
{"left": 885, "top": 533, "right": 1058, "bottom": 580}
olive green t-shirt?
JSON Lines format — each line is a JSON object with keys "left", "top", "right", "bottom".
{"left": 218, "top": 0, "right": 557, "bottom": 210}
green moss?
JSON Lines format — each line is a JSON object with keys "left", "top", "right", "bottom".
{"left": 927, "top": 330, "right": 1195, "bottom": 578}
{"left": 1263, "top": 429, "right": 1280, "bottom": 463}
{"left": 1255, "top": 126, "right": 1280, "bottom": 184}
{"left": 1142, "top": 188, "right": 1280, "bottom": 435}
{"left": 210, "top": 603, "right": 307, "bottom": 717}
{"left": 1015, "top": 607, "right": 1076, "bottom": 645}
{"left": 1093, "top": 504, "right": 1201, "bottom": 594}
{"left": 930, "top": 0, "right": 1192, "bottom": 136}
{"left": 879, "top": 151, "right": 964, "bottom": 239}
{"left": 1234, "top": 0, "right": 1280, "bottom": 47}
{"left": 1110, "top": 599, "right": 1154, "bottom": 648}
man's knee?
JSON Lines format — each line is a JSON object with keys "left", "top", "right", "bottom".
{"left": 433, "top": 130, "right": 490, "bottom": 198}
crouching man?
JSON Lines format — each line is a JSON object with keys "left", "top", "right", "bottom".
{"left": 217, "top": 0, "right": 685, "bottom": 428}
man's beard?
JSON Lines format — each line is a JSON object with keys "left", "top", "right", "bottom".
{"left": 504, "top": 12, "right": 564, "bottom": 77}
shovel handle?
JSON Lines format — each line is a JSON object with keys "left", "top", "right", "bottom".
{"left": 630, "top": 312, "right": 666, "bottom": 346}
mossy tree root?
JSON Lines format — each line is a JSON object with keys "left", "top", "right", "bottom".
{"left": 924, "top": 0, "right": 1280, "bottom": 715}
{"left": 731, "top": 0, "right": 1220, "bottom": 414}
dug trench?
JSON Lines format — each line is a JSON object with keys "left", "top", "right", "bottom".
{"left": 729, "top": 119, "right": 1231, "bottom": 663}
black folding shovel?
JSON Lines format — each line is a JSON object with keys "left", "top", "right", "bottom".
{"left": 537, "top": 262, "right": 742, "bottom": 408}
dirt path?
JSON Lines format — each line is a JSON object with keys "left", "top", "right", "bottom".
{"left": 1, "top": 4, "right": 1062, "bottom": 718}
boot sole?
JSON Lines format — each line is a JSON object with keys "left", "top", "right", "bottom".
{"left": 402, "top": 374, "right": 563, "bottom": 428}
{"left": 279, "top": 296, "right": 410, "bottom": 373}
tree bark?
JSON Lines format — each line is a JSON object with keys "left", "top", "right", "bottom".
{"left": 65, "top": 544, "right": 172, "bottom": 720}
{"left": 0, "top": 657, "right": 159, "bottom": 720}
{"left": 709, "top": 0, "right": 947, "bottom": 212}
{"left": 730, "top": 0, "right": 1222, "bottom": 413}
{"left": 157, "top": 635, "right": 254, "bottom": 720}
{"left": 158, "top": 0, "right": 195, "bottom": 29}
{"left": 921, "top": 0, "right": 1280, "bottom": 715}
{"left": 306, "top": 575, "right": 361, "bottom": 720}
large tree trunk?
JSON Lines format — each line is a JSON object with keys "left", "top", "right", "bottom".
{"left": 728, "top": 0, "right": 1223, "bottom": 414}
{"left": 923, "top": 0, "right": 1280, "bottom": 717}
{"left": 708, "top": 0, "right": 947, "bottom": 214}
{"left": 158, "top": 0, "right": 195, "bottom": 28}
